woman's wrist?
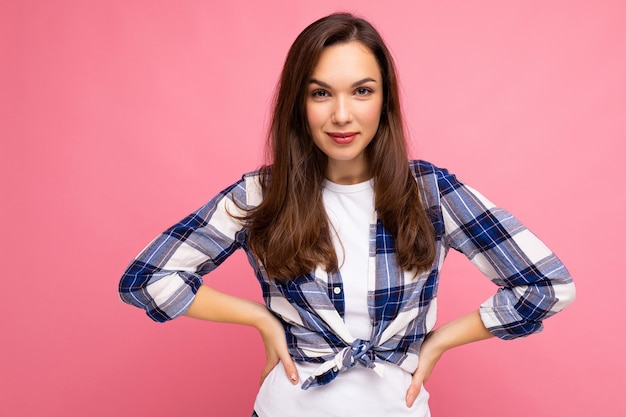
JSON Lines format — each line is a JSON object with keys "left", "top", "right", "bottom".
{"left": 425, "top": 310, "right": 493, "bottom": 354}
{"left": 254, "top": 307, "right": 276, "bottom": 331}
{"left": 421, "top": 329, "right": 449, "bottom": 358}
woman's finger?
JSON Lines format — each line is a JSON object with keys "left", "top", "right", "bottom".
{"left": 260, "top": 362, "right": 273, "bottom": 385}
{"left": 405, "top": 371, "right": 424, "bottom": 408}
{"left": 280, "top": 351, "right": 299, "bottom": 384}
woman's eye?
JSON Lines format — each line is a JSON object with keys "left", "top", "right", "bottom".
{"left": 355, "top": 87, "right": 372, "bottom": 96}
{"left": 311, "top": 90, "right": 329, "bottom": 98}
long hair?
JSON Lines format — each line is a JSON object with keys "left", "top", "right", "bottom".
{"left": 243, "top": 13, "right": 436, "bottom": 281}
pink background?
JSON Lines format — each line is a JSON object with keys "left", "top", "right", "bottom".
{"left": 2, "top": 0, "right": 624, "bottom": 416}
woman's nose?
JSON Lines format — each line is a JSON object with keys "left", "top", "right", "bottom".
{"left": 332, "top": 96, "right": 352, "bottom": 125}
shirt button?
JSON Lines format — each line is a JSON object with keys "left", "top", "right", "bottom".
{"left": 333, "top": 286, "right": 342, "bottom": 295}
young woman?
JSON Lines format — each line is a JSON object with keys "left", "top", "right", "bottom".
{"left": 119, "top": 13, "right": 575, "bottom": 416}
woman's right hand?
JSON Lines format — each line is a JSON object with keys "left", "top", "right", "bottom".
{"left": 183, "top": 285, "right": 299, "bottom": 385}
{"left": 257, "top": 312, "right": 299, "bottom": 386}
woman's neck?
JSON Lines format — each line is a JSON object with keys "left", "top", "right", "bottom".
{"left": 325, "top": 159, "right": 371, "bottom": 185}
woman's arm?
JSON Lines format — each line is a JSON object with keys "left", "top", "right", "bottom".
{"left": 119, "top": 178, "right": 251, "bottom": 322}
{"left": 184, "top": 285, "right": 299, "bottom": 385}
{"left": 120, "top": 173, "right": 298, "bottom": 384}
{"left": 405, "top": 310, "right": 492, "bottom": 407}
{"left": 436, "top": 169, "right": 576, "bottom": 340}
{"left": 405, "top": 163, "right": 575, "bottom": 407}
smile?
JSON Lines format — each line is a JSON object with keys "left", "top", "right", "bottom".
{"left": 327, "top": 132, "right": 358, "bottom": 144}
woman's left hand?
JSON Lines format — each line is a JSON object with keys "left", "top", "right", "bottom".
{"left": 404, "top": 310, "right": 494, "bottom": 407}
{"left": 405, "top": 333, "right": 444, "bottom": 408}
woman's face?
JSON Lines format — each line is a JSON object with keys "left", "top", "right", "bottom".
{"left": 306, "top": 41, "right": 383, "bottom": 184}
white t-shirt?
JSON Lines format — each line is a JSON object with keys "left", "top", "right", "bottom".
{"left": 253, "top": 180, "right": 430, "bottom": 417}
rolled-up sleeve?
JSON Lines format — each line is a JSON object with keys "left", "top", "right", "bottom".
{"left": 437, "top": 169, "right": 575, "bottom": 340}
{"left": 119, "top": 178, "right": 251, "bottom": 322}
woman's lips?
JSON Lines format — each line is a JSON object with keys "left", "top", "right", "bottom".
{"left": 327, "top": 132, "right": 358, "bottom": 144}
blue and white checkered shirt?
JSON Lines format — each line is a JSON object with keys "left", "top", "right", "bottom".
{"left": 119, "top": 160, "right": 575, "bottom": 389}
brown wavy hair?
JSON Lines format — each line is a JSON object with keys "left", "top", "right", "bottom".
{"left": 243, "top": 13, "right": 435, "bottom": 281}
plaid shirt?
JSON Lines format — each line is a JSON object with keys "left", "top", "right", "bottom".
{"left": 119, "top": 160, "right": 575, "bottom": 389}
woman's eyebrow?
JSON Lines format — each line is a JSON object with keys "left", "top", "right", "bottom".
{"left": 350, "top": 77, "right": 377, "bottom": 87}
{"left": 309, "top": 79, "right": 331, "bottom": 88}
{"left": 308, "top": 77, "right": 378, "bottom": 88}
